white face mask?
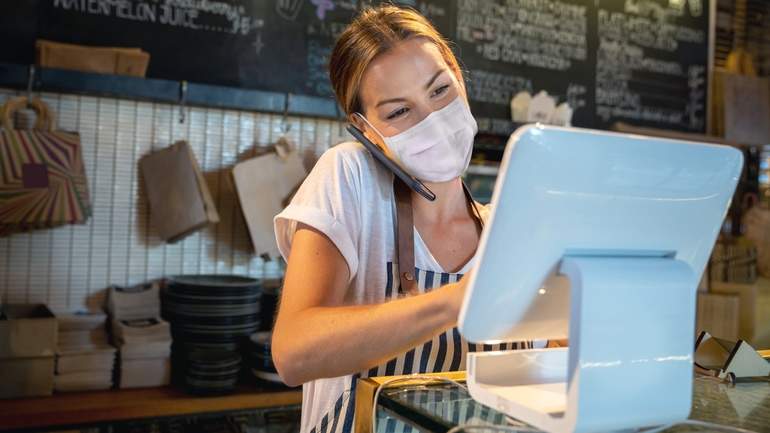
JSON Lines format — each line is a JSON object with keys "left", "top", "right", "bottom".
{"left": 357, "top": 96, "right": 478, "bottom": 183}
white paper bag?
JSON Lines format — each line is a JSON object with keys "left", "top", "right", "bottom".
{"left": 233, "top": 140, "right": 306, "bottom": 258}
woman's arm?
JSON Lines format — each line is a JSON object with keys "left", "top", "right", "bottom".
{"left": 271, "top": 223, "right": 465, "bottom": 387}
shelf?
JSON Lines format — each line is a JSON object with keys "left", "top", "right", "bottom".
{"left": 0, "top": 384, "right": 302, "bottom": 432}
{"left": 0, "top": 62, "right": 341, "bottom": 120}
{"left": 0, "top": 63, "right": 541, "bottom": 138}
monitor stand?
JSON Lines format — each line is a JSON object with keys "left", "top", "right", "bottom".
{"left": 466, "top": 255, "right": 696, "bottom": 433}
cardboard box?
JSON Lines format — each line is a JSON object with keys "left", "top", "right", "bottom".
{"left": 0, "top": 304, "right": 58, "bottom": 358}
{"left": 36, "top": 39, "right": 150, "bottom": 77}
{"left": 696, "top": 292, "right": 740, "bottom": 341}
{"left": 0, "top": 357, "right": 55, "bottom": 398}
{"left": 0, "top": 304, "right": 58, "bottom": 398}
{"left": 722, "top": 73, "right": 770, "bottom": 146}
{"left": 711, "top": 280, "right": 759, "bottom": 342}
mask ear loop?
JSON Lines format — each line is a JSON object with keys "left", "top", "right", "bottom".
{"left": 352, "top": 112, "right": 417, "bottom": 172}
{"left": 349, "top": 113, "right": 436, "bottom": 202}
{"left": 351, "top": 113, "right": 387, "bottom": 149}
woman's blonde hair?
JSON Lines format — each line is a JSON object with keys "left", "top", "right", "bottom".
{"left": 328, "top": 5, "right": 463, "bottom": 116}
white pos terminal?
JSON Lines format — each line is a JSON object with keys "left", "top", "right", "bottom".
{"left": 459, "top": 125, "right": 744, "bottom": 433}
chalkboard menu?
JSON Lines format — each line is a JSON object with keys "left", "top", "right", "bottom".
{"left": 0, "top": 0, "right": 710, "bottom": 134}
{"left": 453, "top": 0, "right": 709, "bottom": 134}
{"left": 594, "top": 0, "right": 708, "bottom": 132}
{"left": 454, "top": 0, "right": 595, "bottom": 134}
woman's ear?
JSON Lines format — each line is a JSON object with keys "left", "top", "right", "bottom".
{"left": 349, "top": 112, "right": 384, "bottom": 150}
{"left": 349, "top": 113, "right": 367, "bottom": 132}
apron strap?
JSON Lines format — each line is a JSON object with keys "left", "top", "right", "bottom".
{"left": 463, "top": 181, "right": 484, "bottom": 234}
{"left": 394, "top": 178, "right": 484, "bottom": 297}
{"left": 394, "top": 178, "right": 418, "bottom": 296}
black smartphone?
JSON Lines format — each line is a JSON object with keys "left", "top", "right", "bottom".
{"left": 346, "top": 124, "right": 436, "bottom": 201}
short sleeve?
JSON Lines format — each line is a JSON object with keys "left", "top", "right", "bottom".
{"left": 274, "top": 143, "right": 364, "bottom": 282}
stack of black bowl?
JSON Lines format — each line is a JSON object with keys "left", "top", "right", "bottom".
{"left": 162, "top": 275, "right": 261, "bottom": 395}
{"left": 185, "top": 350, "right": 242, "bottom": 394}
{"left": 246, "top": 331, "right": 282, "bottom": 383}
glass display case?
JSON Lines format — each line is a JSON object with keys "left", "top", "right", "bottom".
{"left": 373, "top": 376, "right": 770, "bottom": 433}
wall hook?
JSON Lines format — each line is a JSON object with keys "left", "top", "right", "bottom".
{"left": 281, "top": 93, "right": 292, "bottom": 134}
{"left": 178, "top": 80, "right": 188, "bottom": 124}
{"left": 26, "top": 65, "right": 36, "bottom": 108}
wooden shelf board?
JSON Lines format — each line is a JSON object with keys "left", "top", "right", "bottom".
{"left": 0, "top": 385, "right": 301, "bottom": 431}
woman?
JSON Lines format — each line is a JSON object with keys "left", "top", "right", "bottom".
{"left": 273, "top": 5, "right": 535, "bottom": 433}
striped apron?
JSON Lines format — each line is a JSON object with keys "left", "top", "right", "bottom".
{"left": 308, "top": 262, "right": 532, "bottom": 433}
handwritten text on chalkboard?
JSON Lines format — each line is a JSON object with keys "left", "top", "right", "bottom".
{"left": 53, "top": 0, "right": 261, "bottom": 35}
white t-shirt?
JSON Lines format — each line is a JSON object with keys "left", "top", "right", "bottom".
{"left": 274, "top": 141, "right": 530, "bottom": 433}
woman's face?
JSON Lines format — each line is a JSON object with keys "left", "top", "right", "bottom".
{"left": 354, "top": 37, "right": 466, "bottom": 144}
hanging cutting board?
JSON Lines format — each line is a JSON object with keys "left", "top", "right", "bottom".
{"left": 233, "top": 140, "right": 306, "bottom": 258}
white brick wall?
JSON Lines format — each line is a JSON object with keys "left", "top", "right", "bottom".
{"left": 0, "top": 88, "right": 349, "bottom": 313}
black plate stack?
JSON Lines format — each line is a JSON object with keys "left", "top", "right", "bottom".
{"left": 185, "top": 350, "right": 242, "bottom": 395}
{"left": 246, "top": 331, "right": 282, "bottom": 383}
{"left": 162, "top": 275, "right": 261, "bottom": 395}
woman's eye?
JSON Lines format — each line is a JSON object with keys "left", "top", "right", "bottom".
{"left": 386, "top": 107, "right": 409, "bottom": 120}
{"left": 431, "top": 85, "right": 450, "bottom": 98}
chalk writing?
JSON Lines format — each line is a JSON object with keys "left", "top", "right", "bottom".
{"left": 306, "top": 39, "right": 334, "bottom": 97}
{"left": 417, "top": 2, "right": 446, "bottom": 19}
{"left": 467, "top": 69, "right": 532, "bottom": 106}
{"left": 476, "top": 116, "right": 518, "bottom": 136}
{"left": 686, "top": 65, "right": 706, "bottom": 130}
{"left": 595, "top": 3, "right": 706, "bottom": 129}
{"left": 311, "top": 0, "right": 335, "bottom": 20}
{"left": 625, "top": 0, "right": 704, "bottom": 20}
{"left": 599, "top": 9, "right": 704, "bottom": 51}
{"left": 276, "top": 0, "right": 302, "bottom": 21}
{"left": 253, "top": 31, "right": 264, "bottom": 56}
{"left": 52, "top": 0, "right": 262, "bottom": 35}
{"left": 457, "top": 0, "right": 587, "bottom": 71}
{"left": 566, "top": 83, "right": 588, "bottom": 111}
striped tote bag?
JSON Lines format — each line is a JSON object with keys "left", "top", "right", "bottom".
{"left": 0, "top": 96, "right": 91, "bottom": 236}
